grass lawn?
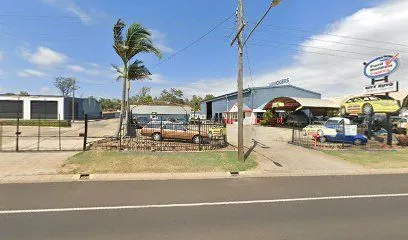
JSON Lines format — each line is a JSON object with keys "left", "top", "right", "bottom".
{"left": 60, "top": 151, "right": 258, "bottom": 174}
{"left": 325, "top": 150, "right": 408, "bottom": 168}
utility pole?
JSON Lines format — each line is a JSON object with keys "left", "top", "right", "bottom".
{"left": 231, "top": 0, "right": 282, "bottom": 162}
{"left": 236, "top": 0, "right": 245, "bottom": 162}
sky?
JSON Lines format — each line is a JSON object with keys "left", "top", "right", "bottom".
{"left": 0, "top": 0, "right": 407, "bottom": 99}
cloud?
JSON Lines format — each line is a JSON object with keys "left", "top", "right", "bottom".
{"left": 180, "top": 0, "right": 408, "bottom": 98}
{"left": 150, "top": 29, "right": 174, "bottom": 54}
{"left": 17, "top": 69, "right": 48, "bottom": 78}
{"left": 39, "top": 86, "right": 58, "bottom": 95}
{"left": 19, "top": 46, "right": 67, "bottom": 67}
{"left": 41, "top": 0, "right": 92, "bottom": 25}
{"left": 67, "top": 64, "right": 101, "bottom": 76}
{"left": 88, "top": 63, "right": 100, "bottom": 68}
{"left": 150, "top": 73, "right": 172, "bottom": 84}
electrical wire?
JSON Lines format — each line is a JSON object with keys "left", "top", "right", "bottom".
{"left": 252, "top": 22, "right": 408, "bottom": 48}
{"left": 151, "top": 12, "right": 235, "bottom": 69}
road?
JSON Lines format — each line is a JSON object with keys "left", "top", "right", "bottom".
{"left": 1, "top": 174, "right": 408, "bottom": 239}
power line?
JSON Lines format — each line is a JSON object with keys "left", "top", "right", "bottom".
{"left": 245, "top": 45, "right": 254, "bottom": 87}
{"left": 251, "top": 39, "right": 376, "bottom": 57}
{"left": 152, "top": 13, "right": 235, "bottom": 69}
{"left": 249, "top": 42, "right": 367, "bottom": 61}
{"left": 252, "top": 22, "right": 408, "bottom": 48}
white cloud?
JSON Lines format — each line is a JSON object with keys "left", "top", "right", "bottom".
{"left": 19, "top": 46, "right": 67, "bottom": 67}
{"left": 17, "top": 69, "right": 48, "bottom": 78}
{"left": 67, "top": 64, "right": 85, "bottom": 72}
{"left": 41, "top": 0, "right": 92, "bottom": 25}
{"left": 88, "top": 63, "right": 100, "bottom": 68}
{"left": 150, "top": 73, "right": 171, "bottom": 84}
{"left": 67, "top": 64, "right": 101, "bottom": 76}
{"left": 151, "top": 29, "right": 174, "bottom": 54}
{"left": 181, "top": 0, "right": 408, "bottom": 98}
{"left": 39, "top": 86, "right": 58, "bottom": 95}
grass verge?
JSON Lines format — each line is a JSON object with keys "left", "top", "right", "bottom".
{"left": 324, "top": 150, "right": 408, "bottom": 168}
{"left": 60, "top": 151, "right": 258, "bottom": 174}
{"left": 0, "top": 120, "right": 71, "bottom": 127}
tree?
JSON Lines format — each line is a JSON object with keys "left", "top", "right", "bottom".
{"left": 19, "top": 91, "right": 29, "bottom": 96}
{"left": 112, "top": 19, "right": 161, "bottom": 137}
{"left": 100, "top": 98, "right": 121, "bottom": 111}
{"left": 158, "top": 88, "right": 184, "bottom": 104}
{"left": 54, "top": 77, "right": 78, "bottom": 97}
{"left": 204, "top": 94, "right": 215, "bottom": 100}
{"left": 189, "top": 95, "right": 203, "bottom": 112}
{"left": 132, "top": 86, "right": 153, "bottom": 105}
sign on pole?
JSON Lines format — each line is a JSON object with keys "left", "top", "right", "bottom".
{"left": 363, "top": 81, "right": 399, "bottom": 95}
{"left": 364, "top": 55, "right": 400, "bottom": 79}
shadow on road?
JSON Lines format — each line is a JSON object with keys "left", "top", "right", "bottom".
{"left": 244, "top": 139, "right": 283, "bottom": 167}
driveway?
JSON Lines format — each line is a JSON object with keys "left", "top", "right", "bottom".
{"left": 0, "top": 119, "right": 118, "bottom": 151}
{"left": 227, "top": 124, "right": 363, "bottom": 172}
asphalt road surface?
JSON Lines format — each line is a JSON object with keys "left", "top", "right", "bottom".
{"left": 1, "top": 174, "right": 408, "bottom": 239}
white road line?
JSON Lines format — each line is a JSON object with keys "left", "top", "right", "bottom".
{"left": 1, "top": 193, "right": 408, "bottom": 215}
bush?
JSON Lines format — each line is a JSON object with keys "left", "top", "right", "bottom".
{"left": 259, "top": 119, "right": 269, "bottom": 126}
{"left": 0, "top": 120, "right": 71, "bottom": 127}
{"left": 396, "top": 135, "right": 408, "bottom": 146}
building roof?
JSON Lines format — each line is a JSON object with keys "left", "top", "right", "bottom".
{"left": 131, "top": 105, "right": 192, "bottom": 115}
{"left": 263, "top": 96, "right": 340, "bottom": 110}
{"left": 0, "top": 94, "right": 64, "bottom": 98}
{"left": 201, "top": 84, "right": 321, "bottom": 103}
{"left": 225, "top": 102, "right": 252, "bottom": 113}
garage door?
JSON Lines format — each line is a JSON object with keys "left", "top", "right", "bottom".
{"left": 30, "top": 101, "right": 58, "bottom": 119}
{"left": 0, "top": 100, "right": 23, "bottom": 118}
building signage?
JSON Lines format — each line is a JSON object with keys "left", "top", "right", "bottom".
{"left": 269, "top": 78, "right": 290, "bottom": 87}
{"left": 364, "top": 55, "right": 400, "bottom": 79}
{"left": 363, "top": 81, "right": 399, "bottom": 95}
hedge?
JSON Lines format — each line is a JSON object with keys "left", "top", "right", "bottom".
{"left": 0, "top": 120, "right": 71, "bottom": 127}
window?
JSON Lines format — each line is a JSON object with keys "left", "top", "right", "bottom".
{"left": 163, "top": 124, "right": 174, "bottom": 130}
{"left": 174, "top": 125, "right": 186, "bottom": 131}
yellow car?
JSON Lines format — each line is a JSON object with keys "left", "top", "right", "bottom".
{"left": 340, "top": 95, "right": 400, "bottom": 116}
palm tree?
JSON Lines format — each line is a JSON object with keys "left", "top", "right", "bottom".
{"left": 112, "top": 19, "right": 161, "bottom": 138}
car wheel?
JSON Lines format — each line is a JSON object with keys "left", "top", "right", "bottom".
{"left": 192, "top": 135, "right": 202, "bottom": 144}
{"left": 340, "top": 107, "right": 347, "bottom": 116}
{"left": 317, "top": 129, "right": 324, "bottom": 136}
{"left": 319, "top": 136, "right": 327, "bottom": 143}
{"left": 362, "top": 104, "right": 374, "bottom": 116}
{"left": 353, "top": 138, "right": 363, "bottom": 146}
{"left": 152, "top": 133, "right": 162, "bottom": 141}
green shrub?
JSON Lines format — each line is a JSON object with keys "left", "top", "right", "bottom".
{"left": 0, "top": 120, "right": 71, "bottom": 127}
{"left": 259, "top": 119, "right": 269, "bottom": 126}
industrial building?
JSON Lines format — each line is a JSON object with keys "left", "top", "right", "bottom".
{"left": 131, "top": 105, "right": 192, "bottom": 123}
{"left": 200, "top": 84, "right": 322, "bottom": 123}
{"left": 0, "top": 94, "right": 102, "bottom": 120}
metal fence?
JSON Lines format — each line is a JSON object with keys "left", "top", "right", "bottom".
{"left": 0, "top": 114, "right": 227, "bottom": 152}
{"left": 290, "top": 122, "right": 403, "bottom": 150}
{"left": 0, "top": 113, "right": 87, "bottom": 152}
{"left": 91, "top": 119, "right": 227, "bottom": 151}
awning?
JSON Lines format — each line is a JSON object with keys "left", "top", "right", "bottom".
{"left": 225, "top": 102, "right": 252, "bottom": 113}
{"left": 263, "top": 97, "right": 340, "bottom": 111}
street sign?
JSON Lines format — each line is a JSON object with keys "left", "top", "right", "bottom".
{"left": 364, "top": 55, "right": 400, "bottom": 79}
{"left": 363, "top": 81, "right": 399, "bottom": 95}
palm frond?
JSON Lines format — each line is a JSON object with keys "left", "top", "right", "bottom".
{"left": 128, "top": 60, "right": 152, "bottom": 81}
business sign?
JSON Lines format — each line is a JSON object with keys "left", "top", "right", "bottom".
{"left": 364, "top": 55, "right": 400, "bottom": 79}
{"left": 363, "top": 81, "right": 399, "bottom": 95}
{"left": 269, "top": 78, "right": 290, "bottom": 87}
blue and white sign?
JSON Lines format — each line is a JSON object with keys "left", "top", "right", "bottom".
{"left": 364, "top": 55, "right": 400, "bottom": 79}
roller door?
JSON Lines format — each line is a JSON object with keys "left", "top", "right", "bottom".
{"left": 30, "top": 101, "right": 58, "bottom": 119}
{"left": 0, "top": 100, "right": 23, "bottom": 118}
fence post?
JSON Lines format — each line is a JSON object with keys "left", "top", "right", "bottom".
{"left": 160, "top": 117, "right": 163, "bottom": 151}
{"left": 16, "top": 113, "right": 20, "bottom": 152}
{"left": 198, "top": 118, "right": 202, "bottom": 151}
{"left": 0, "top": 122, "right": 3, "bottom": 151}
{"left": 83, "top": 114, "right": 88, "bottom": 151}
{"left": 37, "top": 115, "right": 41, "bottom": 151}
{"left": 342, "top": 121, "right": 345, "bottom": 149}
{"left": 58, "top": 114, "right": 61, "bottom": 151}
{"left": 291, "top": 116, "right": 295, "bottom": 143}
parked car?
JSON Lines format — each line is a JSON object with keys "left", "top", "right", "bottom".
{"left": 318, "top": 133, "right": 368, "bottom": 145}
{"left": 208, "top": 126, "right": 226, "bottom": 139}
{"left": 393, "top": 117, "right": 408, "bottom": 134}
{"left": 340, "top": 95, "right": 400, "bottom": 116}
{"left": 303, "top": 117, "right": 350, "bottom": 137}
{"left": 140, "top": 121, "right": 208, "bottom": 143}
{"left": 287, "top": 111, "right": 309, "bottom": 127}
